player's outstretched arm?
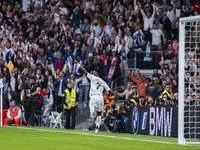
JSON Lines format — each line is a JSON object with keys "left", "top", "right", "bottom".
{"left": 74, "top": 60, "right": 88, "bottom": 75}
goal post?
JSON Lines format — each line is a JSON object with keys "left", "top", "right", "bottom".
{"left": 178, "top": 15, "right": 200, "bottom": 145}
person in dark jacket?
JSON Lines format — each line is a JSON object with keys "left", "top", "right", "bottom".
{"left": 4, "top": 86, "right": 17, "bottom": 109}
{"left": 53, "top": 72, "right": 67, "bottom": 112}
{"left": 11, "top": 55, "right": 24, "bottom": 72}
{"left": 147, "top": 84, "right": 160, "bottom": 100}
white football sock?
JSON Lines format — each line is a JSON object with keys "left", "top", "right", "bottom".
{"left": 91, "top": 111, "right": 96, "bottom": 119}
{"left": 96, "top": 116, "right": 101, "bottom": 128}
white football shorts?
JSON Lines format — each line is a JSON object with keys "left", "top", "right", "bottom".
{"left": 89, "top": 95, "right": 104, "bottom": 114}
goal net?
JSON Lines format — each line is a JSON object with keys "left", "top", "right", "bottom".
{"left": 178, "top": 16, "right": 200, "bottom": 145}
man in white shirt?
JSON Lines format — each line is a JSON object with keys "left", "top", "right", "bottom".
{"left": 133, "top": 25, "right": 144, "bottom": 50}
{"left": 166, "top": 4, "right": 175, "bottom": 22}
{"left": 140, "top": 6, "right": 156, "bottom": 31}
{"left": 123, "top": 28, "right": 134, "bottom": 49}
{"left": 74, "top": 60, "right": 112, "bottom": 134}
{"left": 150, "top": 24, "right": 165, "bottom": 45}
{"left": 59, "top": 1, "right": 68, "bottom": 16}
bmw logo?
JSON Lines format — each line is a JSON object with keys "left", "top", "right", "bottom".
{"left": 132, "top": 107, "right": 139, "bottom": 134}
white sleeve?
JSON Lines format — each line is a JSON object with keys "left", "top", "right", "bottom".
{"left": 140, "top": 9, "right": 146, "bottom": 19}
{"left": 7, "top": 109, "right": 11, "bottom": 119}
{"left": 46, "top": 94, "right": 54, "bottom": 107}
{"left": 101, "top": 80, "right": 111, "bottom": 91}
{"left": 87, "top": 73, "right": 95, "bottom": 80}
{"left": 133, "top": 31, "right": 138, "bottom": 39}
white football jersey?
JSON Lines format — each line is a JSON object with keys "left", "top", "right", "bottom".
{"left": 87, "top": 73, "right": 110, "bottom": 96}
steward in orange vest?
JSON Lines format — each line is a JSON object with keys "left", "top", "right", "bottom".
{"left": 4, "top": 100, "right": 21, "bottom": 126}
{"left": 103, "top": 95, "right": 117, "bottom": 109}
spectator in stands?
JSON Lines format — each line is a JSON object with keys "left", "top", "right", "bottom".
{"left": 107, "top": 47, "right": 121, "bottom": 86}
{"left": 162, "top": 83, "right": 172, "bottom": 105}
{"left": 4, "top": 100, "right": 21, "bottom": 126}
{"left": 151, "top": 69, "right": 162, "bottom": 80}
{"left": 2, "top": 75, "right": 9, "bottom": 95}
{"left": 133, "top": 25, "right": 144, "bottom": 51}
{"left": 151, "top": 77, "right": 163, "bottom": 93}
{"left": 142, "top": 40, "right": 155, "bottom": 69}
{"left": 128, "top": 87, "right": 137, "bottom": 106}
{"left": 150, "top": 23, "right": 165, "bottom": 46}
{"left": 115, "top": 82, "right": 133, "bottom": 100}
{"left": 145, "top": 96, "right": 155, "bottom": 106}
{"left": 138, "top": 96, "right": 145, "bottom": 106}
{"left": 140, "top": 5, "right": 156, "bottom": 32}
{"left": 48, "top": 47, "right": 69, "bottom": 71}
{"left": 128, "top": 69, "right": 148, "bottom": 98}
{"left": 4, "top": 86, "right": 17, "bottom": 109}
{"left": 54, "top": 72, "right": 67, "bottom": 112}
{"left": 148, "top": 84, "right": 160, "bottom": 100}
{"left": 78, "top": 75, "right": 90, "bottom": 105}
{"left": 162, "top": 43, "right": 176, "bottom": 67}
{"left": 42, "top": 88, "right": 54, "bottom": 126}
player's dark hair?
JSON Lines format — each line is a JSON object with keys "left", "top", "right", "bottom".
{"left": 94, "top": 69, "right": 102, "bottom": 78}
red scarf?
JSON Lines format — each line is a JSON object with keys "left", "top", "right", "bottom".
{"left": 56, "top": 60, "right": 62, "bottom": 71}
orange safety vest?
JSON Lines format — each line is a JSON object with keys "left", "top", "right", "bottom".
{"left": 9, "top": 107, "right": 20, "bottom": 118}
{"left": 103, "top": 95, "right": 117, "bottom": 107}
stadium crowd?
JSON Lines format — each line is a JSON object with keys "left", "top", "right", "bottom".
{"left": 0, "top": 0, "right": 200, "bottom": 132}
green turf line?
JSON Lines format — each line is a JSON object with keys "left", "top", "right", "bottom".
{"left": 1, "top": 126, "right": 200, "bottom": 150}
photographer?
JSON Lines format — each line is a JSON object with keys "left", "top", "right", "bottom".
{"left": 110, "top": 99, "right": 119, "bottom": 115}
{"left": 137, "top": 96, "right": 145, "bottom": 106}
{"left": 102, "top": 99, "right": 119, "bottom": 132}
{"left": 103, "top": 109, "right": 116, "bottom": 132}
{"left": 145, "top": 96, "right": 155, "bottom": 106}
{"left": 128, "top": 87, "right": 137, "bottom": 106}
{"left": 162, "top": 83, "right": 172, "bottom": 105}
{"left": 118, "top": 100, "right": 131, "bottom": 133}
{"left": 154, "top": 96, "right": 167, "bottom": 106}
{"left": 22, "top": 75, "right": 41, "bottom": 127}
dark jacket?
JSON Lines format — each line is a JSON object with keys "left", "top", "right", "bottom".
{"left": 53, "top": 78, "right": 68, "bottom": 96}
{"left": 4, "top": 93, "right": 17, "bottom": 109}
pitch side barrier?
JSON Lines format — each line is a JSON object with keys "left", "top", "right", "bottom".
{"left": 130, "top": 106, "right": 200, "bottom": 138}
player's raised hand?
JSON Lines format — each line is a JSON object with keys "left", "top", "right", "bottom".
{"left": 128, "top": 70, "right": 131, "bottom": 75}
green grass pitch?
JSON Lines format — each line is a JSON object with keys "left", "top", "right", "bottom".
{"left": 0, "top": 126, "right": 199, "bottom": 150}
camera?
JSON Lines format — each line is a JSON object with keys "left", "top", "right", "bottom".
{"left": 147, "top": 101, "right": 151, "bottom": 104}
{"left": 108, "top": 112, "right": 113, "bottom": 117}
{"left": 160, "top": 99, "right": 166, "bottom": 104}
{"left": 123, "top": 100, "right": 130, "bottom": 110}
{"left": 154, "top": 99, "right": 160, "bottom": 106}
{"left": 171, "top": 96, "right": 176, "bottom": 101}
{"left": 119, "top": 104, "right": 127, "bottom": 112}
{"left": 105, "top": 105, "right": 111, "bottom": 111}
